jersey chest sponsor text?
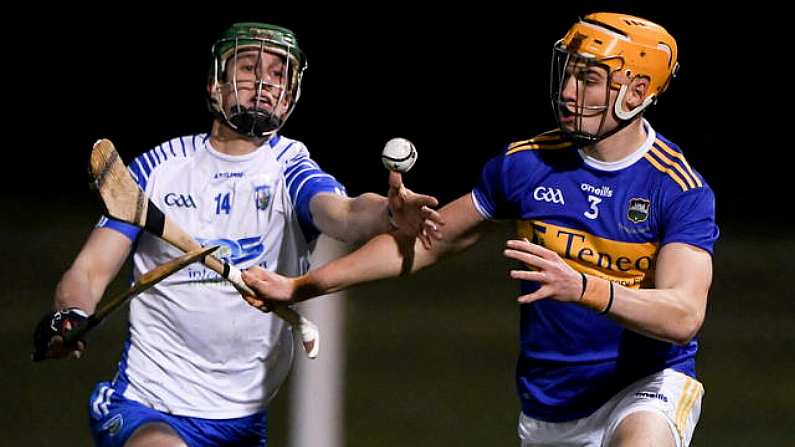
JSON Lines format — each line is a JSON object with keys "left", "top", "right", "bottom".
{"left": 517, "top": 220, "right": 659, "bottom": 287}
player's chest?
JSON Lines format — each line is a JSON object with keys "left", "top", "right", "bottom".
{"left": 148, "top": 164, "right": 285, "bottom": 232}
{"left": 517, "top": 171, "right": 658, "bottom": 241}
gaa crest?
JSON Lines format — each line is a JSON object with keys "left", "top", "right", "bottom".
{"left": 627, "top": 198, "right": 650, "bottom": 224}
{"left": 255, "top": 185, "right": 272, "bottom": 210}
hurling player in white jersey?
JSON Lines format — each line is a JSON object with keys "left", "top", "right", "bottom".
{"left": 33, "top": 23, "right": 443, "bottom": 447}
{"left": 241, "top": 13, "right": 717, "bottom": 447}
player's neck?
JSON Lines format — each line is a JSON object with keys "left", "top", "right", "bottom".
{"left": 582, "top": 118, "right": 646, "bottom": 162}
{"left": 209, "top": 121, "right": 267, "bottom": 156}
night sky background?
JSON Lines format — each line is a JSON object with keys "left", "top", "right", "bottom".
{"left": 3, "top": 3, "right": 792, "bottom": 446}
{"left": 4, "top": 3, "right": 783, "bottom": 229}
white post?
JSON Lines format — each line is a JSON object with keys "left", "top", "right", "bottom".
{"left": 288, "top": 235, "right": 346, "bottom": 447}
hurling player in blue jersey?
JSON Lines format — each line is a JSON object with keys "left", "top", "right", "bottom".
{"left": 33, "top": 23, "right": 442, "bottom": 447}
{"left": 242, "top": 13, "right": 718, "bottom": 447}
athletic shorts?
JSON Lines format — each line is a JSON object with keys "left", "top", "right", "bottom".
{"left": 88, "top": 381, "right": 268, "bottom": 447}
{"left": 518, "top": 368, "right": 703, "bottom": 447}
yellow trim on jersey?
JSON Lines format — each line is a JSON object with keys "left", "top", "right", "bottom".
{"left": 643, "top": 153, "right": 689, "bottom": 191}
{"left": 507, "top": 142, "right": 572, "bottom": 155}
{"left": 675, "top": 377, "right": 703, "bottom": 440}
{"left": 526, "top": 132, "right": 563, "bottom": 142}
{"left": 508, "top": 131, "right": 559, "bottom": 149}
{"left": 506, "top": 130, "right": 572, "bottom": 155}
{"left": 517, "top": 220, "right": 659, "bottom": 288}
{"left": 655, "top": 139, "right": 703, "bottom": 188}
{"left": 649, "top": 147, "right": 696, "bottom": 189}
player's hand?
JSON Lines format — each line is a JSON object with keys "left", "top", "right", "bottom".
{"left": 32, "top": 308, "right": 88, "bottom": 361}
{"left": 387, "top": 171, "right": 445, "bottom": 249}
{"left": 241, "top": 266, "right": 298, "bottom": 312}
{"left": 503, "top": 239, "right": 583, "bottom": 304}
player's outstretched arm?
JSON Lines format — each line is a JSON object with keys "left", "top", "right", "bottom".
{"left": 504, "top": 240, "right": 712, "bottom": 345}
{"left": 33, "top": 227, "right": 132, "bottom": 360}
{"left": 242, "top": 193, "right": 484, "bottom": 307}
{"left": 309, "top": 171, "right": 444, "bottom": 246}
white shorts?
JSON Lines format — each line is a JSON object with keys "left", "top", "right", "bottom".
{"left": 518, "top": 368, "right": 703, "bottom": 447}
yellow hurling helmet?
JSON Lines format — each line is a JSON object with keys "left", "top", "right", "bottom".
{"left": 557, "top": 12, "right": 679, "bottom": 120}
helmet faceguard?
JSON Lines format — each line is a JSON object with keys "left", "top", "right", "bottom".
{"left": 208, "top": 23, "right": 307, "bottom": 139}
{"left": 550, "top": 13, "right": 679, "bottom": 144}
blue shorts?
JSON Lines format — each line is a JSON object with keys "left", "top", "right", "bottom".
{"left": 88, "top": 381, "right": 267, "bottom": 447}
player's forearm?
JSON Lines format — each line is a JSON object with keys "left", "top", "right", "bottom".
{"left": 312, "top": 193, "right": 390, "bottom": 245}
{"left": 605, "top": 285, "right": 706, "bottom": 345}
{"left": 53, "top": 228, "right": 132, "bottom": 313}
{"left": 341, "top": 193, "right": 392, "bottom": 243}
{"left": 54, "top": 264, "right": 105, "bottom": 313}
{"left": 293, "top": 232, "right": 440, "bottom": 300}
{"left": 294, "top": 193, "right": 486, "bottom": 301}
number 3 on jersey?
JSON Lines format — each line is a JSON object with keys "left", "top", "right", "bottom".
{"left": 214, "top": 192, "right": 232, "bottom": 215}
{"left": 584, "top": 195, "right": 602, "bottom": 220}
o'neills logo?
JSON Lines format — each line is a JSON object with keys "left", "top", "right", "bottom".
{"left": 627, "top": 198, "right": 650, "bottom": 224}
{"left": 580, "top": 183, "right": 613, "bottom": 198}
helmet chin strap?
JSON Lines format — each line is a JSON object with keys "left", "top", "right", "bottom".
{"left": 562, "top": 99, "right": 639, "bottom": 147}
{"left": 614, "top": 84, "right": 655, "bottom": 120}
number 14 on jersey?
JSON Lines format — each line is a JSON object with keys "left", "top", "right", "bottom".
{"left": 214, "top": 192, "right": 232, "bottom": 215}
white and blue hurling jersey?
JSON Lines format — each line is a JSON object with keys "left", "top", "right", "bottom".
{"left": 97, "top": 134, "right": 345, "bottom": 418}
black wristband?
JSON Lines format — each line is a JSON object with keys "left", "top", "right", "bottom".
{"left": 598, "top": 281, "right": 615, "bottom": 315}
{"left": 579, "top": 272, "right": 588, "bottom": 300}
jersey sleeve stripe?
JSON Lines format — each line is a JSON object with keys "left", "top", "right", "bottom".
{"left": 648, "top": 147, "right": 696, "bottom": 189}
{"left": 508, "top": 137, "right": 537, "bottom": 149}
{"left": 146, "top": 151, "right": 158, "bottom": 168}
{"left": 470, "top": 190, "right": 494, "bottom": 219}
{"left": 194, "top": 135, "right": 205, "bottom": 153}
{"left": 643, "top": 154, "right": 689, "bottom": 191}
{"left": 158, "top": 145, "right": 169, "bottom": 162}
{"left": 134, "top": 156, "right": 151, "bottom": 178}
{"left": 276, "top": 142, "right": 297, "bottom": 161}
{"left": 290, "top": 173, "right": 337, "bottom": 200}
{"left": 285, "top": 159, "right": 320, "bottom": 177}
{"left": 269, "top": 135, "right": 282, "bottom": 148}
{"left": 508, "top": 129, "right": 563, "bottom": 149}
{"left": 506, "top": 141, "right": 572, "bottom": 155}
{"left": 654, "top": 139, "right": 703, "bottom": 188}
{"left": 128, "top": 167, "right": 140, "bottom": 185}
{"left": 286, "top": 166, "right": 323, "bottom": 191}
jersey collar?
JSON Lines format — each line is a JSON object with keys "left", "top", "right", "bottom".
{"left": 577, "top": 119, "right": 656, "bottom": 172}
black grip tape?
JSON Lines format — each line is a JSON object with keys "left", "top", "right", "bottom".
{"left": 144, "top": 201, "right": 166, "bottom": 236}
{"left": 222, "top": 262, "right": 231, "bottom": 279}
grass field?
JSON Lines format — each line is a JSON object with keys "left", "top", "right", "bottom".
{"left": 3, "top": 197, "right": 792, "bottom": 445}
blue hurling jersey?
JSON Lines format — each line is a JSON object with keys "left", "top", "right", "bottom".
{"left": 471, "top": 121, "right": 718, "bottom": 422}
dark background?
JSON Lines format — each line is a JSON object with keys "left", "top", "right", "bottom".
{"left": 3, "top": 3, "right": 792, "bottom": 446}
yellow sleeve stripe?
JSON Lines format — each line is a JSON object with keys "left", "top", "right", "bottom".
{"left": 644, "top": 154, "right": 689, "bottom": 191}
{"left": 675, "top": 377, "right": 703, "bottom": 440}
{"left": 649, "top": 147, "right": 697, "bottom": 189}
{"left": 507, "top": 130, "right": 563, "bottom": 150}
{"left": 506, "top": 141, "right": 572, "bottom": 155}
{"left": 528, "top": 132, "right": 563, "bottom": 142}
{"left": 508, "top": 138, "right": 536, "bottom": 149}
{"left": 654, "top": 139, "right": 703, "bottom": 188}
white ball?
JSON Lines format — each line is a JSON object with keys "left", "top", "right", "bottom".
{"left": 381, "top": 137, "right": 417, "bottom": 173}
